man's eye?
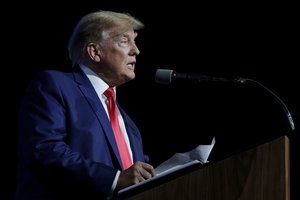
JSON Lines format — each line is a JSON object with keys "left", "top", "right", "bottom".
{"left": 118, "top": 38, "right": 129, "bottom": 47}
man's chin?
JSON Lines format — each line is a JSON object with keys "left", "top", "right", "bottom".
{"left": 119, "top": 73, "right": 135, "bottom": 85}
{"left": 126, "top": 71, "right": 135, "bottom": 80}
{"left": 126, "top": 74, "right": 135, "bottom": 82}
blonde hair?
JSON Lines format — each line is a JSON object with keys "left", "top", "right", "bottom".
{"left": 68, "top": 10, "right": 144, "bottom": 66}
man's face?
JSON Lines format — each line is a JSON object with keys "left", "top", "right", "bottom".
{"left": 98, "top": 28, "right": 140, "bottom": 86}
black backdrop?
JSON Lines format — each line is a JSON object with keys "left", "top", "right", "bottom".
{"left": 3, "top": 0, "right": 299, "bottom": 199}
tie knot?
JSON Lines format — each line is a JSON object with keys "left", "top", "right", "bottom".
{"left": 104, "top": 87, "right": 115, "bottom": 99}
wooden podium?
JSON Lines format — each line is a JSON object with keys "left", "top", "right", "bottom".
{"left": 117, "top": 135, "right": 290, "bottom": 200}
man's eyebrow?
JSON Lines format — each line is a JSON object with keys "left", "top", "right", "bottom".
{"left": 114, "top": 31, "right": 138, "bottom": 39}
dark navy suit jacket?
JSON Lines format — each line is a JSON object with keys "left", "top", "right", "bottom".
{"left": 14, "top": 67, "right": 148, "bottom": 200}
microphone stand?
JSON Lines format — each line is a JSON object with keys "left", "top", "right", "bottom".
{"left": 235, "top": 77, "right": 297, "bottom": 200}
{"left": 235, "top": 77, "right": 295, "bottom": 132}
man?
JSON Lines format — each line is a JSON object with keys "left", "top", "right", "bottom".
{"left": 14, "top": 10, "right": 155, "bottom": 200}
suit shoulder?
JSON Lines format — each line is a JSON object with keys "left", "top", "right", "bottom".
{"left": 34, "top": 69, "right": 72, "bottom": 79}
{"left": 30, "top": 69, "right": 75, "bottom": 85}
{"left": 25, "top": 70, "right": 75, "bottom": 92}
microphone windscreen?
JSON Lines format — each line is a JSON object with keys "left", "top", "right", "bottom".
{"left": 155, "top": 69, "right": 173, "bottom": 84}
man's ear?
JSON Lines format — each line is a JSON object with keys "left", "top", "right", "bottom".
{"left": 87, "top": 43, "right": 101, "bottom": 62}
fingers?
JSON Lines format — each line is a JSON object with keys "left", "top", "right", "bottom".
{"left": 116, "top": 161, "right": 156, "bottom": 190}
{"left": 135, "top": 161, "right": 156, "bottom": 178}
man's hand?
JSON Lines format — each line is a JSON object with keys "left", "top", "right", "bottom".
{"left": 116, "top": 161, "right": 156, "bottom": 190}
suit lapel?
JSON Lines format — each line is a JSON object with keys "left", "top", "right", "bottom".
{"left": 118, "top": 105, "right": 144, "bottom": 162}
{"left": 73, "top": 67, "right": 123, "bottom": 169}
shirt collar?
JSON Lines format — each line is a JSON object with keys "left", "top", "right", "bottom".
{"left": 79, "top": 64, "right": 116, "bottom": 96}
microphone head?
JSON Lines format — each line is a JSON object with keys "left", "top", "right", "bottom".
{"left": 155, "top": 69, "right": 173, "bottom": 84}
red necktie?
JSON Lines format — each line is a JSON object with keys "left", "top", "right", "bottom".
{"left": 104, "top": 87, "right": 133, "bottom": 170}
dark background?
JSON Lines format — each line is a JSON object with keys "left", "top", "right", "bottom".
{"left": 3, "top": 0, "right": 299, "bottom": 199}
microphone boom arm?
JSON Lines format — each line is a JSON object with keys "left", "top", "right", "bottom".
{"left": 236, "top": 78, "right": 295, "bottom": 131}
{"left": 155, "top": 68, "right": 295, "bottom": 131}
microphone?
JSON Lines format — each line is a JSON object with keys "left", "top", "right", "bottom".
{"left": 155, "top": 69, "right": 240, "bottom": 84}
{"left": 155, "top": 68, "right": 295, "bottom": 131}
